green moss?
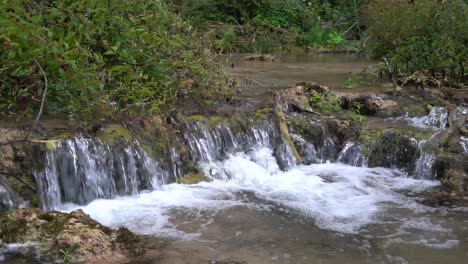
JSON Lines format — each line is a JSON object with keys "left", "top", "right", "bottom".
{"left": 289, "top": 116, "right": 310, "bottom": 136}
{"left": 187, "top": 115, "right": 206, "bottom": 122}
{"left": 0, "top": 215, "right": 28, "bottom": 243}
{"left": 276, "top": 109, "right": 303, "bottom": 164}
{"left": 116, "top": 227, "right": 142, "bottom": 256}
{"left": 44, "top": 140, "right": 60, "bottom": 151}
{"left": 401, "top": 104, "right": 428, "bottom": 117}
{"left": 357, "top": 128, "right": 384, "bottom": 156}
{"left": 99, "top": 125, "right": 132, "bottom": 145}
{"left": 208, "top": 116, "right": 228, "bottom": 127}
{"left": 253, "top": 107, "right": 273, "bottom": 120}
{"left": 51, "top": 132, "right": 75, "bottom": 141}
{"left": 177, "top": 172, "right": 207, "bottom": 184}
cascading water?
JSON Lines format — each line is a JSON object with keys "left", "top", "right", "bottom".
{"left": 34, "top": 136, "right": 169, "bottom": 210}
{"left": 337, "top": 142, "right": 367, "bottom": 167}
{"left": 0, "top": 178, "right": 23, "bottom": 212}
{"left": 408, "top": 107, "right": 449, "bottom": 129}
{"left": 413, "top": 139, "right": 436, "bottom": 179}
{"left": 461, "top": 136, "right": 468, "bottom": 153}
{"left": 405, "top": 106, "right": 468, "bottom": 130}
{"left": 26, "top": 112, "right": 468, "bottom": 263}
{"left": 183, "top": 120, "right": 276, "bottom": 163}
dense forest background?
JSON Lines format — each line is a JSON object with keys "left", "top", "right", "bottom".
{"left": 0, "top": 0, "right": 466, "bottom": 122}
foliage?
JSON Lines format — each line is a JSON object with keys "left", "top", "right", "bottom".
{"left": 346, "top": 102, "right": 367, "bottom": 122}
{"left": 167, "top": 0, "right": 365, "bottom": 52}
{"left": 0, "top": 0, "right": 229, "bottom": 121}
{"left": 59, "top": 248, "right": 72, "bottom": 263}
{"left": 309, "top": 93, "right": 341, "bottom": 113}
{"left": 309, "top": 92, "right": 366, "bottom": 121}
{"left": 365, "top": 0, "right": 468, "bottom": 80}
{"left": 344, "top": 74, "right": 365, "bottom": 88}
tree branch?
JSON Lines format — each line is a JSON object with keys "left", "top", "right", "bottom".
{"left": 24, "top": 59, "right": 48, "bottom": 141}
{"left": 0, "top": 171, "right": 36, "bottom": 192}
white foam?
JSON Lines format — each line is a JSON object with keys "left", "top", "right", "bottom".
{"left": 66, "top": 147, "right": 441, "bottom": 237}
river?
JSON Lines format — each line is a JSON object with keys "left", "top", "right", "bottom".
{"left": 7, "top": 54, "right": 468, "bottom": 264}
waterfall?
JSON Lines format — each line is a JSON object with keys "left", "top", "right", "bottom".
{"left": 407, "top": 107, "right": 448, "bottom": 129}
{"left": 413, "top": 139, "right": 436, "bottom": 179}
{"left": 406, "top": 106, "right": 468, "bottom": 129}
{"left": 31, "top": 109, "right": 455, "bottom": 211}
{"left": 0, "top": 178, "right": 23, "bottom": 212}
{"left": 183, "top": 120, "right": 277, "bottom": 163}
{"left": 34, "top": 136, "right": 169, "bottom": 210}
{"left": 291, "top": 134, "right": 337, "bottom": 164}
{"left": 461, "top": 136, "right": 468, "bottom": 154}
{"left": 32, "top": 119, "right": 293, "bottom": 210}
{"left": 337, "top": 142, "right": 367, "bottom": 167}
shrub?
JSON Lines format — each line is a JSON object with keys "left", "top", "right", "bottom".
{"left": 0, "top": 0, "right": 228, "bottom": 120}
{"left": 365, "top": 0, "right": 467, "bottom": 80}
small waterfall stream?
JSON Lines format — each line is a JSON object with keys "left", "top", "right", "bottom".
{"left": 34, "top": 136, "right": 170, "bottom": 210}
{"left": 33, "top": 112, "right": 454, "bottom": 210}
{"left": 22, "top": 109, "right": 468, "bottom": 263}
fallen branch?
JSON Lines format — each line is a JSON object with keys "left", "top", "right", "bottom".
{"left": 252, "top": 80, "right": 266, "bottom": 87}
{"left": 384, "top": 57, "right": 401, "bottom": 89}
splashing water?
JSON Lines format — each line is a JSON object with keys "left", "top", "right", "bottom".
{"left": 65, "top": 147, "right": 443, "bottom": 238}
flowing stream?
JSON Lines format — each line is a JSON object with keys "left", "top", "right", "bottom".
{"left": 8, "top": 54, "right": 468, "bottom": 263}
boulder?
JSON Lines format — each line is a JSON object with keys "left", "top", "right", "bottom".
{"left": 367, "top": 132, "right": 420, "bottom": 174}
{"left": 0, "top": 208, "right": 148, "bottom": 263}
{"left": 433, "top": 152, "right": 468, "bottom": 194}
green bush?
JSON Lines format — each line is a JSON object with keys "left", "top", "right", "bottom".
{"left": 168, "top": 0, "right": 360, "bottom": 52}
{"left": 365, "top": 0, "right": 467, "bottom": 79}
{"left": 0, "top": 0, "right": 228, "bottom": 120}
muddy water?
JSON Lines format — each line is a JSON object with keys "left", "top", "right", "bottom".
{"left": 221, "top": 53, "right": 379, "bottom": 102}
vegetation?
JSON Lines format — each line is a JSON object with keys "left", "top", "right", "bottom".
{"left": 365, "top": 0, "right": 467, "bottom": 82}
{"left": 0, "top": 0, "right": 466, "bottom": 123}
{"left": 0, "top": 0, "right": 229, "bottom": 121}
{"left": 167, "top": 0, "right": 366, "bottom": 53}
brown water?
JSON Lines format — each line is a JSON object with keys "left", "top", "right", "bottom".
{"left": 220, "top": 53, "right": 378, "bottom": 101}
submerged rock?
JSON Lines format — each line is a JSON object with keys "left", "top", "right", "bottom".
{"left": 0, "top": 208, "right": 148, "bottom": 263}
{"left": 177, "top": 172, "right": 207, "bottom": 184}
{"left": 241, "top": 54, "right": 278, "bottom": 62}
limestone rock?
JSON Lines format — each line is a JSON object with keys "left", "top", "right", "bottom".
{"left": 0, "top": 208, "right": 147, "bottom": 263}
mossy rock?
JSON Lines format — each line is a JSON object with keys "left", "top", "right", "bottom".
{"left": 0, "top": 208, "right": 146, "bottom": 263}
{"left": 367, "top": 131, "right": 420, "bottom": 174}
{"left": 253, "top": 106, "right": 273, "bottom": 120}
{"left": 276, "top": 110, "right": 303, "bottom": 164}
{"left": 98, "top": 125, "right": 132, "bottom": 145}
{"left": 116, "top": 227, "right": 144, "bottom": 256}
{"left": 400, "top": 104, "right": 429, "bottom": 117}
{"left": 433, "top": 152, "right": 468, "bottom": 193}
{"left": 177, "top": 172, "right": 208, "bottom": 184}
{"left": 187, "top": 115, "right": 206, "bottom": 122}
{"left": 287, "top": 115, "right": 325, "bottom": 147}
